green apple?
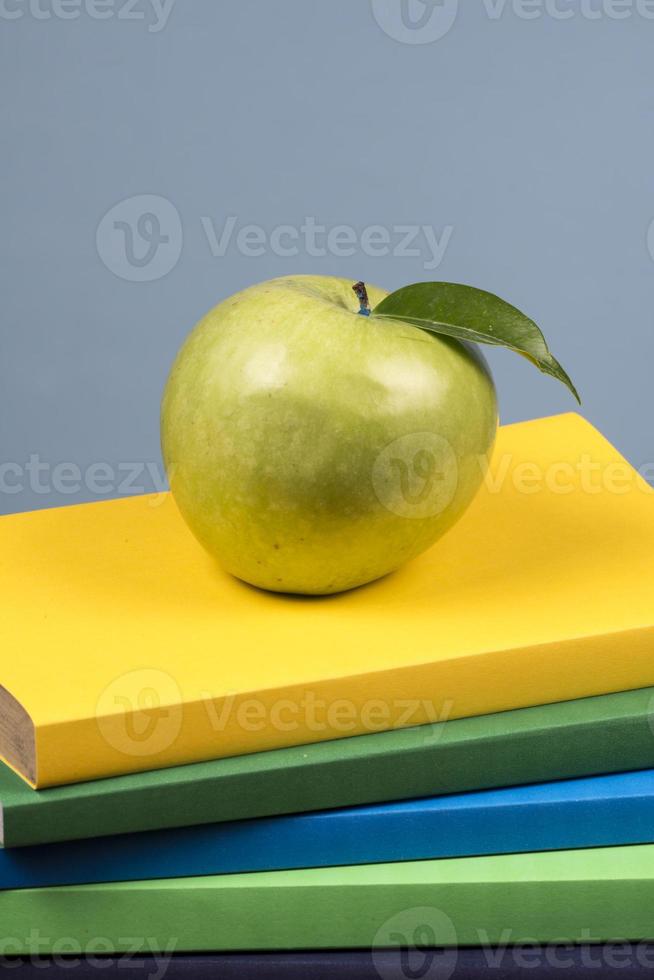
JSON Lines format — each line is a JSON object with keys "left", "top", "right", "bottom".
{"left": 161, "top": 275, "right": 497, "bottom": 595}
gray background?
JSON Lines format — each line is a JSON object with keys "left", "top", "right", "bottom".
{"left": 2, "top": 0, "right": 653, "bottom": 515}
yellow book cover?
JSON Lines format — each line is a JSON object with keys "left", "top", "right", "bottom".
{"left": 1, "top": 413, "right": 653, "bottom": 789}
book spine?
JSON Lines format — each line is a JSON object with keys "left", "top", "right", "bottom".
{"left": 3, "top": 949, "right": 654, "bottom": 978}
{"left": 1, "top": 852, "right": 654, "bottom": 952}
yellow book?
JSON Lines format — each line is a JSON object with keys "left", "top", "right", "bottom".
{"left": 2, "top": 413, "right": 653, "bottom": 789}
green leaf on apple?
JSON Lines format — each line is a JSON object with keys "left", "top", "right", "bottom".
{"left": 371, "top": 282, "right": 580, "bottom": 403}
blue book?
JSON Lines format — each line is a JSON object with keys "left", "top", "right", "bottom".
{"left": 3, "top": 768, "right": 654, "bottom": 890}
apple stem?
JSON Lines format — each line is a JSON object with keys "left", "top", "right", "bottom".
{"left": 352, "top": 281, "right": 371, "bottom": 317}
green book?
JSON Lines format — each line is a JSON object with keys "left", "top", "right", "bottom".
{"left": 2, "top": 685, "right": 654, "bottom": 848}
{"left": 2, "top": 844, "right": 654, "bottom": 952}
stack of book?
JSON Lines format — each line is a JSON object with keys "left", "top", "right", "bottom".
{"left": 2, "top": 413, "right": 654, "bottom": 978}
